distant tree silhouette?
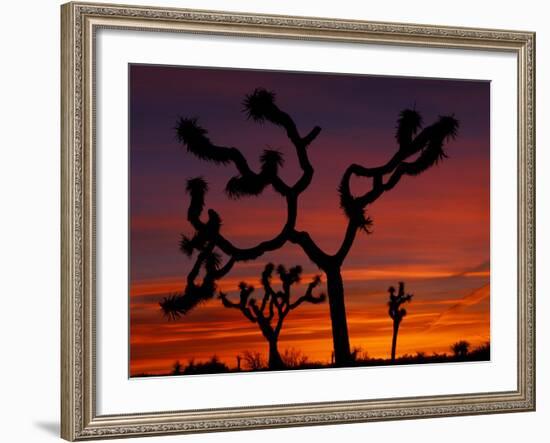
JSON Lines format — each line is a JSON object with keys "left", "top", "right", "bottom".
{"left": 219, "top": 263, "right": 326, "bottom": 369}
{"left": 451, "top": 340, "right": 470, "bottom": 359}
{"left": 172, "top": 360, "right": 183, "bottom": 375}
{"left": 388, "top": 282, "right": 413, "bottom": 362}
{"left": 159, "top": 87, "right": 459, "bottom": 365}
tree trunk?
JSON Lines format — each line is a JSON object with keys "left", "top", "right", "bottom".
{"left": 391, "top": 321, "right": 399, "bottom": 362}
{"left": 325, "top": 268, "right": 352, "bottom": 366}
{"left": 268, "top": 338, "right": 285, "bottom": 370}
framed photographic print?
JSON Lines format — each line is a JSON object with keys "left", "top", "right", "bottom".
{"left": 61, "top": 1, "right": 536, "bottom": 440}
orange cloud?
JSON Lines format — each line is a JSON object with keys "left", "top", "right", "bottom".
{"left": 426, "top": 284, "right": 490, "bottom": 330}
{"left": 131, "top": 263, "right": 489, "bottom": 298}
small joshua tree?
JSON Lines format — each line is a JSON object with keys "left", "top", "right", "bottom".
{"left": 160, "top": 87, "right": 459, "bottom": 365}
{"left": 220, "top": 263, "right": 326, "bottom": 370}
{"left": 388, "top": 282, "right": 413, "bottom": 362}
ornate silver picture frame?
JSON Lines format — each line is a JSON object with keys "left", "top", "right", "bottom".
{"left": 61, "top": 2, "right": 535, "bottom": 440}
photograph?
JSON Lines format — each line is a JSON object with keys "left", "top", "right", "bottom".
{"left": 129, "top": 64, "right": 491, "bottom": 377}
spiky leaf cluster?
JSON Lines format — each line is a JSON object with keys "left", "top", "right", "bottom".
{"left": 159, "top": 248, "right": 224, "bottom": 318}
{"left": 277, "top": 264, "right": 302, "bottom": 286}
{"left": 225, "top": 173, "right": 269, "bottom": 199}
{"left": 176, "top": 117, "right": 232, "bottom": 164}
{"left": 225, "top": 149, "right": 285, "bottom": 199}
{"left": 396, "top": 109, "right": 422, "bottom": 148}
{"left": 337, "top": 181, "right": 374, "bottom": 233}
{"left": 405, "top": 115, "right": 459, "bottom": 176}
{"left": 159, "top": 282, "right": 216, "bottom": 319}
{"left": 260, "top": 149, "right": 284, "bottom": 176}
{"left": 242, "top": 88, "right": 278, "bottom": 124}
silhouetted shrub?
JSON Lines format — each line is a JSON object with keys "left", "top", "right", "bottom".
{"left": 281, "top": 348, "right": 309, "bottom": 368}
{"left": 182, "top": 356, "right": 230, "bottom": 375}
{"left": 242, "top": 351, "right": 265, "bottom": 370}
{"left": 171, "top": 360, "right": 183, "bottom": 375}
{"left": 451, "top": 341, "right": 470, "bottom": 359}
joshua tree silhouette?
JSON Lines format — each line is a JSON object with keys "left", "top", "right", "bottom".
{"left": 159, "top": 87, "right": 459, "bottom": 365}
{"left": 219, "top": 263, "right": 325, "bottom": 370}
{"left": 388, "top": 282, "right": 413, "bottom": 362}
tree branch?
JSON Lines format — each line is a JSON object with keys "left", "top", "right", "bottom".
{"left": 222, "top": 281, "right": 258, "bottom": 323}
{"left": 175, "top": 89, "right": 326, "bottom": 316}
{"left": 334, "top": 221, "right": 359, "bottom": 266}
{"left": 288, "top": 275, "right": 326, "bottom": 310}
{"left": 289, "top": 229, "right": 330, "bottom": 268}
{"left": 334, "top": 112, "right": 459, "bottom": 265}
{"left": 159, "top": 248, "right": 232, "bottom": 318}
{"left": 260, "top": 263, "right": 276, "bottom": 312}
{"left": 242, "top": 88, "right": 321, "bottom": 195}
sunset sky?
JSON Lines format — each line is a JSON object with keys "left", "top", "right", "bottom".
{"left": 129, "top": 64, "right": 490, "bottom": 376}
